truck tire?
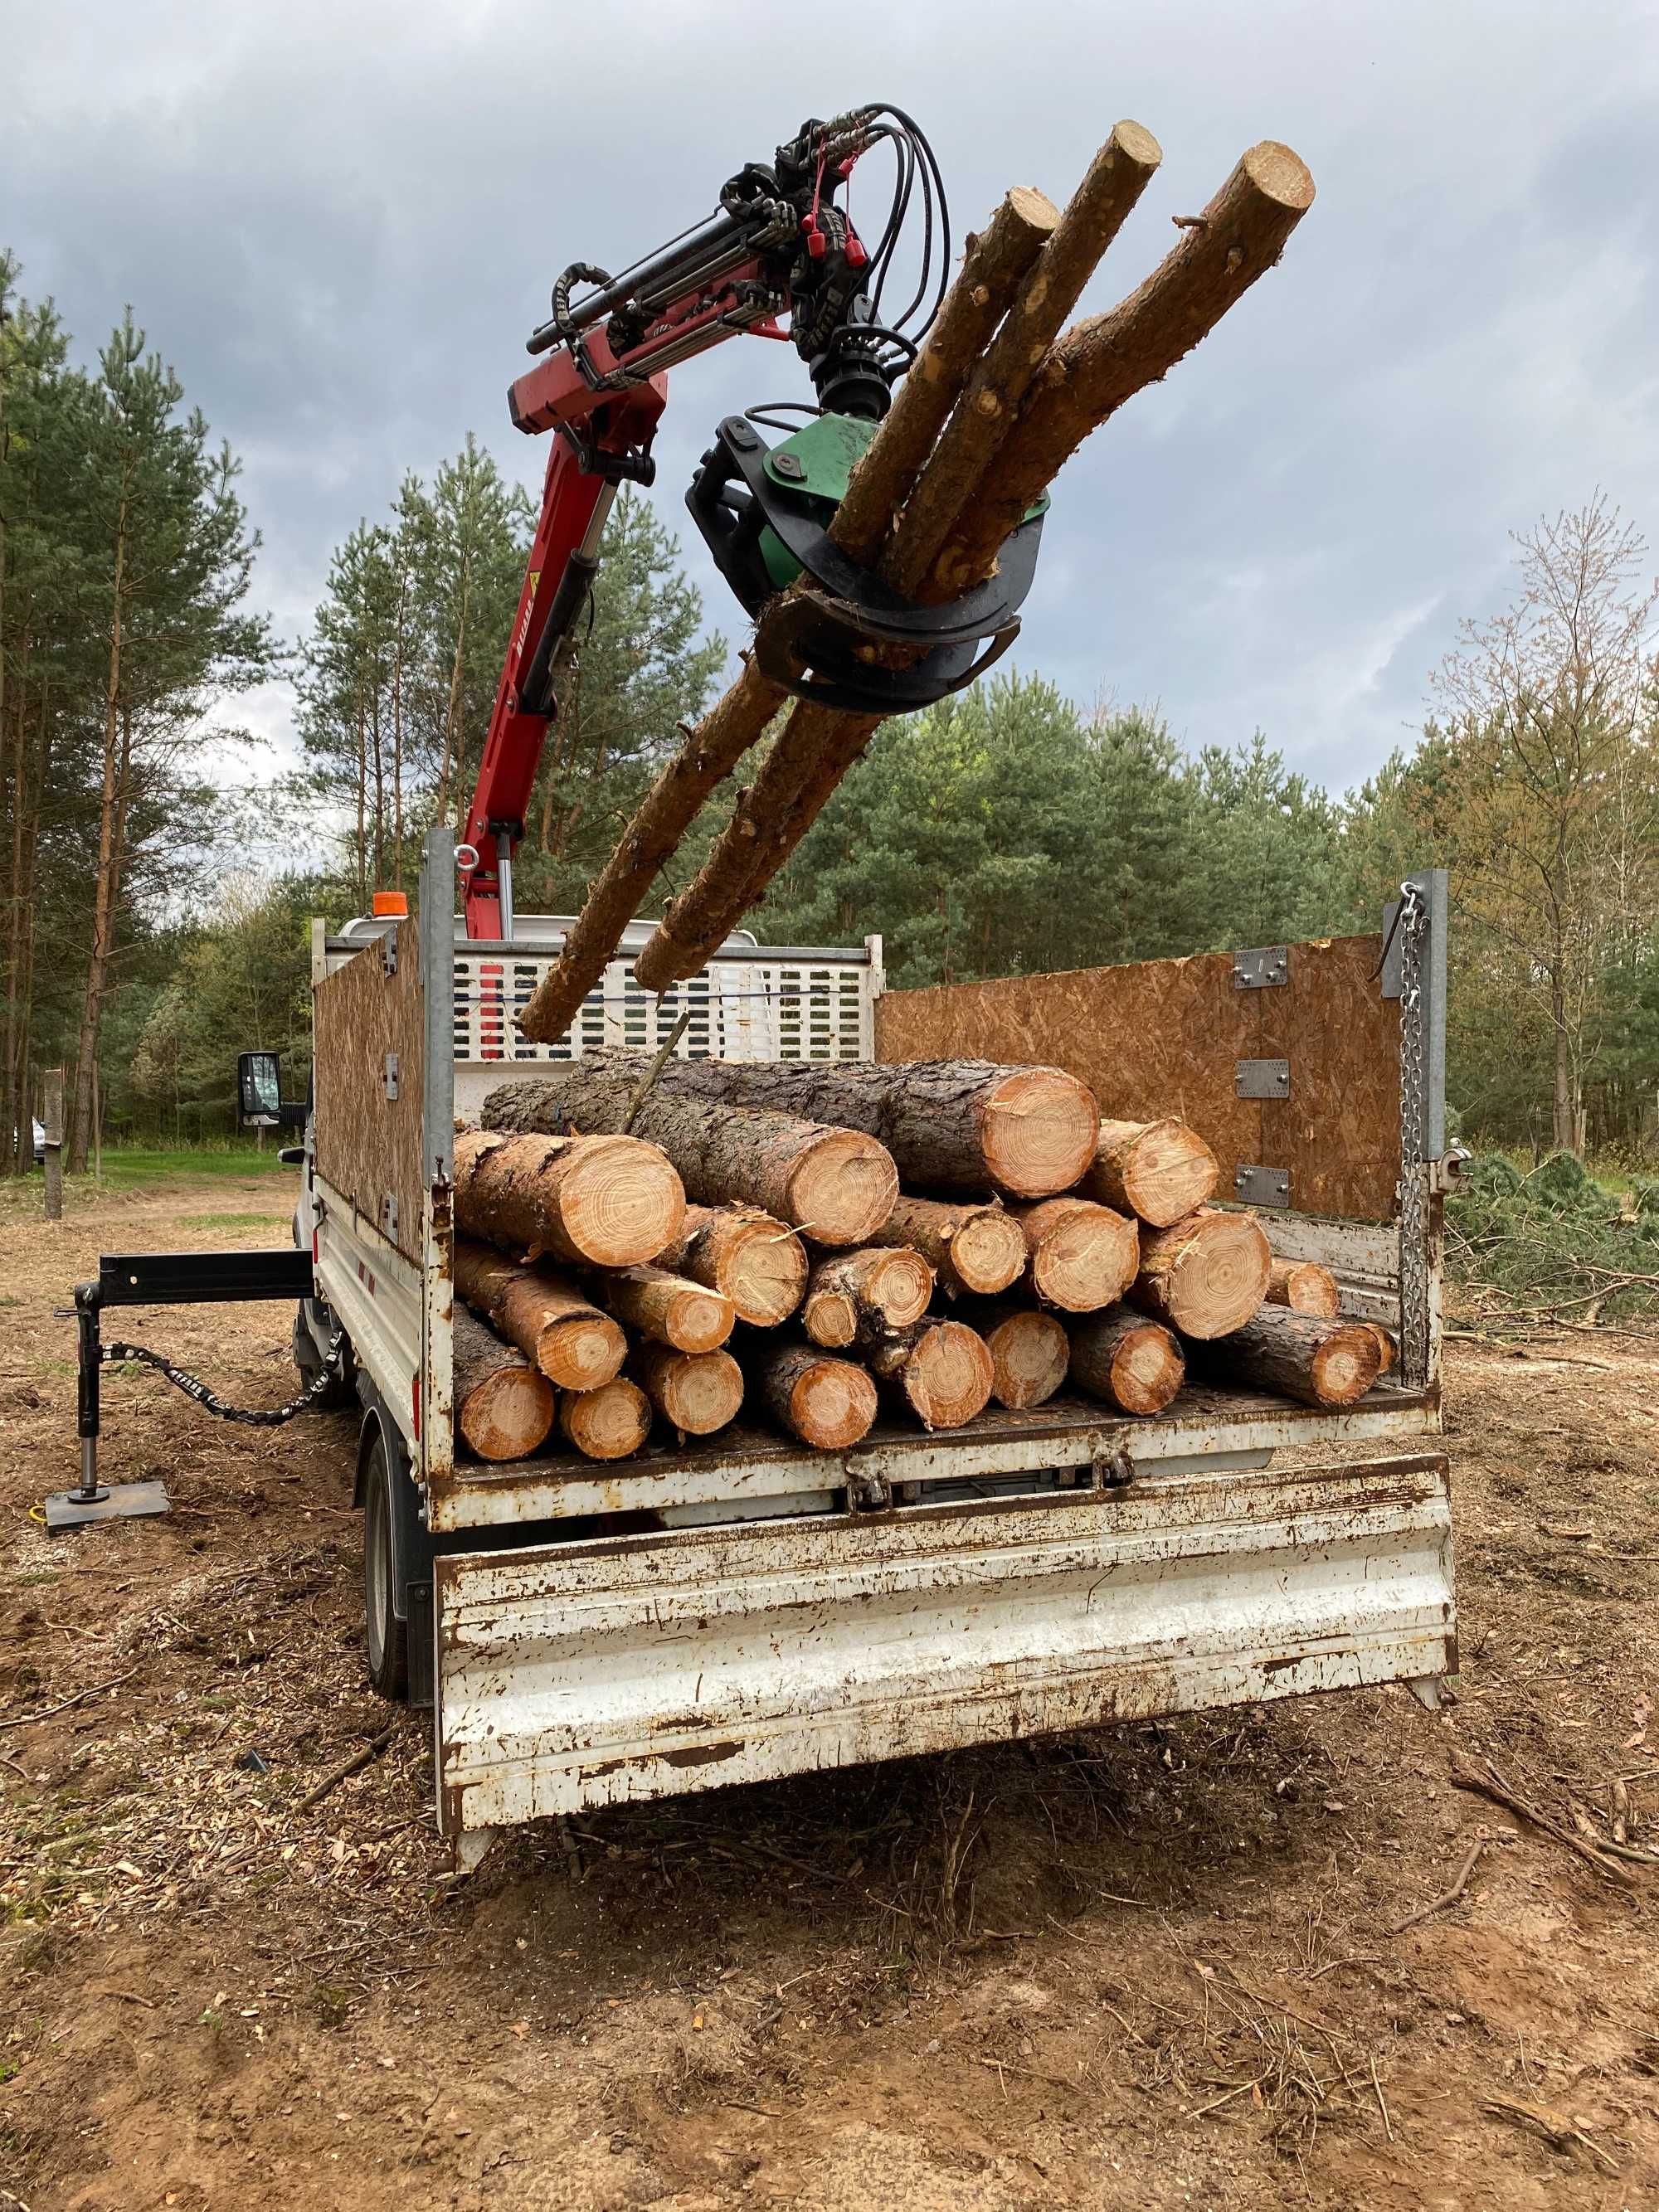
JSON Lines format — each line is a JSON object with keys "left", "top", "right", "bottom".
{"left": 361, "top": 1428, "right": 411, "bottom": 1701}
{"left": 293, "top": 1304, "right": 354, "bottom": 1410}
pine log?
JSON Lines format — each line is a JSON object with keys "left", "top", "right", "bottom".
{"left": 455, "top": 1124, "right": 684, "bottom": 1266}
{"left": 630, "top": 1341, "right": 745, "bottom": 1436}
{"left": 654, "top": 1203, "right": 807, "bottom": 1326}
{"left": 928, "top": 142, "right": 1318, "bottom": 600}
{"left": 1129, "top": 1207, "right": 1272, "bottom": 1339}
{"left": 452, "top": 1306, "right": 557, "bottom": 1461}
{"left": 596, "top": 1264, "right": 735, "bottom": 1354}
{"left": 1265, "top": 1256, "right": 1340, "bottom": 1320}
{"left": 558, "top": 1377, "right": 653, "bottom": 1459}
{"left": 635, "top": 139, "right": 1316, "bottom": 981}
{"left": 1068, "top": 1304, "right": 1185, "bottom": 1416}
{"left": 453, "top": 1236, "right": 627, "bottom": 1391}
{"left": 1080, "top": 1117, "right": 1219, "bottom": 1228}
{"left": 1365, "top": 1320, "right": 1398, "bottom": 1376}
{"left": 521, "top": 188, "right": 1058, "bottom": 1044}
{"left": 1190, "top": 1305, "right": 1381, "bottom": 1408}
{"left": 564, "top": 1048, "right": 1098, "bottom": 1199}
{"left": 1013, "top": 1196, "right": 1140, "bottom": 1313}
{"left": 482, "top": 1071, "right": 897, "bottom": 1246}
{"left": 801, "top": 1245, "right": 935, "bottom": 1349}
{"left": 752, "top": 1342, "right": 878, "bottom": 1448}
{"left": 869, "top": 1194, "right": 1028, "bottom": 1298}
{"left": 859, "top": 1316, "right": 995, "bottom": 1430}
{"left": 959, "top": 1302, "right": 1071, "bottom": 1410}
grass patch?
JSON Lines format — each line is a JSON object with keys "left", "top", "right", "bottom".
{"left": 183, "top": 1209, "right": 289, "bottom": 1230}
{"left": 1448, "top": 1152, "right": 1659, "bottom": 1332}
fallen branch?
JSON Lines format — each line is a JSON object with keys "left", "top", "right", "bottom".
{"left": 1448, "top": 1752, "right": 1636, "bottom": 1888}
{"left": 1484, "top": 2093, "right": 1618, "bottom": 2172}
{"left": 294, "top": 1726, "right": 396, "bottom": 1813}
{"left": 1389, "top": 1835, "right": 1485, "bottom": 1933}
{"left": 0, "top": 1668, "right": 137, "bottom": 1731}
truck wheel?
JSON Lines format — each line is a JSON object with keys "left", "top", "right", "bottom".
{"left": 362, "top": 1431, "right": 410, "bottom": 1701}
{"left": 293, "top": 1305, "right": 354, "bottom": 1409}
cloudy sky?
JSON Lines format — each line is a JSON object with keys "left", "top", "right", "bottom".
{"left": 9, "top": 0, "right": 1659, "bottom": 800}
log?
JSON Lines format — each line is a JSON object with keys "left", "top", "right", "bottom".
{"left": 1013, "top": 1196, "right": 1140, "bottom": 1313}
{"left": 595, "top": 1263, "right": 735, "bottom": 1354}
{"left": 869, "top": 1194, "right": 1029, "bottom": 1298}
{"left": 654, "top": 1203, "right": 807, "bottom": 1326}
{"left": 1190, "top": 1305, "right": 1381, "bottom": 1408}
{"left": 752, "top": 1342, "right": 878, "bottom": 1448}
{"left": 482, "top": 1071, "right": 897, "bottom": 1246}
{"left": 562, "top": 1048, "right": 1097, "bottom": 1199}
{"left": 1068, "top": 1304, "right": 1185, "bottom": 1416}
{"left": 454, "top": 1237, "right": 628, "bottom": 1391}
{"left": 801, "top": 1245, "right": 935, "bottom": 1349}
{"left": 452, "top": 1306, "right": 557, "bottom": 1461}
{"left": 961, "top": 1303, "right": 1071, "bottom": 1411}
{"left": 1080, "top": 1117, "right": 1219, "bottom": 1228}
{"left": 1265, "top": 1256, "right": 1340, "bottom": 1320}
{"left": 455, "top": 1124, "right": 684, "bottom": 1266}
{"left": 521, "top": 188, "right": 1058, "bottom": 1044}
{"left": 630, "top": 1341, "right": 745, "bottom": 1436}
{"left": 1129, "top": 1207, "right": 1271, "bottom": 1339}
{"left": 859, "top": 1316, "right": 995, "bottom": 1430}
{"left": 558, "top": 1376, "right": 653, "bottom": 1460}
{"left": 1365, "top": 1320, "right": 1398, "bottom": 1376}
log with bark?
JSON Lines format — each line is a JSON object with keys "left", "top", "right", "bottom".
{"left": 1364, "top": 1320, "right": 1398, "bottom": 1376}
{"left": 1129, "top": 1207, "right": 1272, "bottom": 1339}
{"left": 453, "top": 1237, "right": 627, "bottom": 1391}
{"left": 1080, "top": 1118, "right": 1219, "bottom": 1228}
{"left": 557, "top": 1048, "right": 1098, "bottom": 1198}
{"left": 959, "top": 1303, "right": 1071, "bottom": 1411}
{"left": 751, "top": 1341, "right": 878, "bottom": 1448}
{"left": 1068, "top": 1304, "right": 1185, "bottom": 1416}
{"left": 452, "top": 1306, "right": 557, "bottom": 1461}
{"left": 1012, "top": 1196, "right": 1140, "bottom": 1312}
{"left": 1189, "top": 1305, "right": 1381, "bottom": 1408}
{"left": 481, "top": 1071, "right": 897, "bottom": 1246}
{"left": 654, "top": 1203, "right": 807, "bottom": 1326}
{"left": 455, "top": 1125, "right": 684, "bottom": 1266}
{"left": 869, "top": 1194, "right": 1028, "bottom": 1298}
{"left": 1264, "top": 1257, "right": 1340, "bottom": 1320}
{"left": 859, "top": 1315, "right": 995, "bottom": 1430}
{"left": 558, "top": 1377, "right": 654, "bottom": 1460}
{"left": 800, "top": 1245, "right": 934, "bottom": 1349}
{"left": 630, "top": 1341, "right": 745, "bottom": 1437}
{"left": 594, "top": 1264, "right": 736, "bottom": 1354}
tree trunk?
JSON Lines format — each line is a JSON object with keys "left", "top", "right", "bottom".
{"left": 801, "top": 1243, "right": 933, "bottom": 1348}
{"left": 1011, "top": 1196, "right": 1139, "bottom": 1312}
{"left": 868, "top": 1194, "right": 1028, "bottom": 1297}
{"left": 1079, "top": 1117, "right": 1219, "bottom": 1228}
{"left": 482, "top": 1071, "right": 897, "bottom": 1246}
{"left": 455, "top": 1125, "right": 685, "bottom": 1266}
{"left": 69, "top": 498, "right": 128, "bottom": 1172}
{"left": 1067, "top": 1304, "right": 1185, "bottom": 1414}
{"left": 558, "top": 1376, "right": 652, "bottom": 1460}
{"left": 750, "top": 1341, "right": 878, "bottom": 1447}
{"left": 1129, "top": 1208, "right": 1272, "bottom": 1338}
{"left": 654, "top": 1203, "right": 807, "bottom": 1326}
{"left": 595, "top": 1263, "right": 735, "bottom": 1353}
{"left": 454, "top": 1236, "right": 626, "bottom": 1389}
{"left": 957, "top": 1302, "right": 1070, "bottom": 1410}
{"left": 1552, "top": 967, "right": 1577, "bottom": 1153}
{"left": 630, "top": 1341, "right": 744, "bottom": 1436}
{"left": 1264, "top": 1257, "right": 1340, "bottom": 1319}
{"left": 562, "top": 1048, "right": 1097, "bottom": 1199}
{"left": 1187, "top": 1305, "right": 1380, "bottom": 1408}
{"left": 453, "top": 1305, "right": 557, "bottom": 1460}
{"left": 858, "top": 1315, "right": 995, "bottom": 1430}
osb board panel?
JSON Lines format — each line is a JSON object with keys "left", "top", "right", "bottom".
{"left": 875, "top": 932, "right": 1399, "bottom": 1221}
{"left": 314, "top": 918, "right": 425, "bottom": 1260}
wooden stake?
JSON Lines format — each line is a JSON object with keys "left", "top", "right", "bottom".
{"left": 41, "top": 1066, "right": 63, "bottom": 1222}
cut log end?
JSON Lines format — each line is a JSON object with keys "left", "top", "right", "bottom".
{"left": 768, "top": 1349, "right": 878, "bottom": 1448}
{"left": 1018, "top": 1197, "right": 1140, "bottom": 1313}
{"left": 558, "top": 1136, "right": 686, "bottom": 1266}
{"left": 800, "top": 1286, "right": 858, "bottom": 1349}
{"left": 558, "top": 1378, "right": 653, "bottom": 1460}
{"left": 803, "top": 1244, "right": 934, "bottom": 1347}
{"left": 538, "top": 1310, "right": 630, "bottom": 1390}
{"left": 1109, "top": 118, "right": 1164, "bottom": 171}
{"left": 979, "top": 1308, "right": 1070, "bottom": 1411}
{"left": 890, "top": 1320, "right": 996, "bottom": 1430}
{"left": 946, "top": 1208, "right": 1029, "bottom": 1295}
{"left": 980, "top": 1066, "right": 1101, "bottom": 1197}
{"left": 600, "top": 1264, "right": 736, "bottom": 1354}
{"left": 633, "top": 1344, "right": 745, "bottom": 1436}
{"left": 1068, "top": 1305, "right": 1185, "bottom": 1417}
{"left": 1266, "top": 1257, "right": 1340, "bottom": 1320}
{"left": 1194, "top": 1306, "right": 1381, "bottom": 1408}
{"left": 693, "top": 1208, "right": 808, "bottom": 1325}
{"left": 1242, "top": 139, "right": 1317, "bottom": 212}
{"left": 456, "top": 1364, "right": 556, "bottom": 1460}
{"left": 1310, "top": 1330, "right": 1377, "bottom": 1405}
{"left": 1085, "top": 1117, "right": 1219, "bottom": 1228}
{"left": 1136, "top": 1208, "right": 1272, "bottom": 1339}
{"left": 784, "top": 1127, "right": 900, "bottom": 1246}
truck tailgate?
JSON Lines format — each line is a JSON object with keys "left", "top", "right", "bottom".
{"left": 435, "top": 1453, "right": 1452, "bottom": 1839}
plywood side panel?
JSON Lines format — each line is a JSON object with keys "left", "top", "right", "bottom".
{"left": 1258, "top": 935, "right": 1400, "bottom": 1222}
{"left": 313, "top": 918, "right": 426, "bottom": 1260}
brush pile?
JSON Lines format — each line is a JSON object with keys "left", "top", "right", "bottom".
{"left": 447, "top": 1053, "right": 1392, "bottom": 1462}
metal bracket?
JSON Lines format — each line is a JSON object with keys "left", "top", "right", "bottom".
{"left": 382, "top": 932, "right": 398, "bottom": 978}
{"left": 380, "top": 1194, "right": 400, "bottom": 1242}
{"left": 845, "top": 1462, "right": 891, "bottom": 1513}
{"left": 1231, "top": 1164, "right": 1290, "bottom": 1208}
{"left": 1235, "top": 1058, "right": 1290, "bottom": 1099}
{"left": 1429, "top": 1144, "right": 1472, "bottom": 1196}
{"left": 383, "top": 1053, "right": 400, "bottom": 1102}
{"left": 1233, "top": 946, "right": 1288, "bottom": 989}
{"left": 1090, "top": 1447, "right": 1135, "bottom": 1490}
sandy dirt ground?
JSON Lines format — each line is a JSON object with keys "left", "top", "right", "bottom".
{"left": 2, "top": 1170, "right": 1657, "bottom": 2210}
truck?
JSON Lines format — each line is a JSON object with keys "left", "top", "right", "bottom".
{"left": 61, "top": 832, "right": 1458, "bottom": 1869}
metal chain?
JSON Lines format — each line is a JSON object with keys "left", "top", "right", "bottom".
{"left": 100, "top": 1327, "right": 347, "bottom": 1427}
{"left": 1396, "top": 879, "right": 1431, "bottom": 1386}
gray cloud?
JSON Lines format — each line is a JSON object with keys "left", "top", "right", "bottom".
{"left": 10, "top": 0, "right": 1659, "bottom": 795}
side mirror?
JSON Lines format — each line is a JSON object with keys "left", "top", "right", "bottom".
{"left": 238, "top": 1050, "right": 283, "bottom": 1127}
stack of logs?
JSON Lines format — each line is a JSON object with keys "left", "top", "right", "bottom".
{"left": 445, "top": 1054, "right": 1394, "bottom": 1464}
